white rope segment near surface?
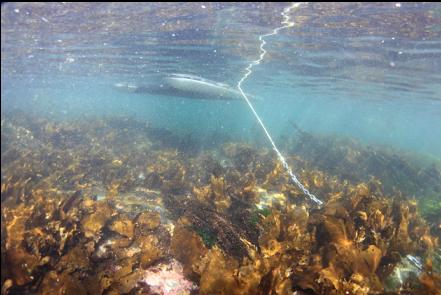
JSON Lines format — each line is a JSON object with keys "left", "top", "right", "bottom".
{"left": 237, "top": 3, "right": 323, "bottom": 206}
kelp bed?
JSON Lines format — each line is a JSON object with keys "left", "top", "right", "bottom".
{"left": 1, "top": 113, "right": 440, "bottom": 295}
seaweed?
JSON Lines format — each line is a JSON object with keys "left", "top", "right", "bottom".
{"left": 193, "top": 227, "right": 217, "bottom": 248}
{"left": 1, "top": 113, "right": 440, "bottom": 294}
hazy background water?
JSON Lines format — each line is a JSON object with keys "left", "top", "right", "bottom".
{"left": 2, "top": 2, "right": 441, "bottom": 158}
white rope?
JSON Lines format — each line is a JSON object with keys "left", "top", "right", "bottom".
{"left": 237, "top": 3, "right": 323, "bottom": 206}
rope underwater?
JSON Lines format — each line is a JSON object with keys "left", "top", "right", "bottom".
{"left": 236, "top": 3, "right": 323, "bottom": 206}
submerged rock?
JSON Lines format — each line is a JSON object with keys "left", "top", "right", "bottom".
{"left": 141, "top": 259, "right": 197, "bottom": 295}
{"left": 1, "top": 114, "right": 440, "bottom": 294}
{"left": 81, "top": 203, "right": 115, "bottom": 239}
{"left": 108, "top": 216, "right": 134, "bottom": 239}
{"left": 385, "top": 255, "right": 423, "bottom": 292}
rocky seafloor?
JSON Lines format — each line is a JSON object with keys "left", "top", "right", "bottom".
{"left": 1, "top": 112, "right": 440, "bottom": 295}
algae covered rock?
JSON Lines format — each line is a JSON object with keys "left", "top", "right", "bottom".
{"left": 108, "top": 216, "right": 134, "bottom": 239}
{"left": 81, "top": 204, "right": 114, "bottom": 239}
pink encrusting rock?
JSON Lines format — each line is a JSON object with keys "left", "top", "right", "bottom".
{"left": 142, "top": 259, "right": 197, "bottom": 295}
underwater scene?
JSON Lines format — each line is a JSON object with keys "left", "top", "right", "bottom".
{"left": 1, "top": 2, "right": 441, "bottom": 295}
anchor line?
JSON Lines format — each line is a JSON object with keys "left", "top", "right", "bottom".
{"left": 237, "top": 3, "right": 323, "bottom": 206}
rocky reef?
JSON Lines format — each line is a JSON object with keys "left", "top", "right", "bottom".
{"left": 1, "top": 113, "right": 440, "bottom": 294}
